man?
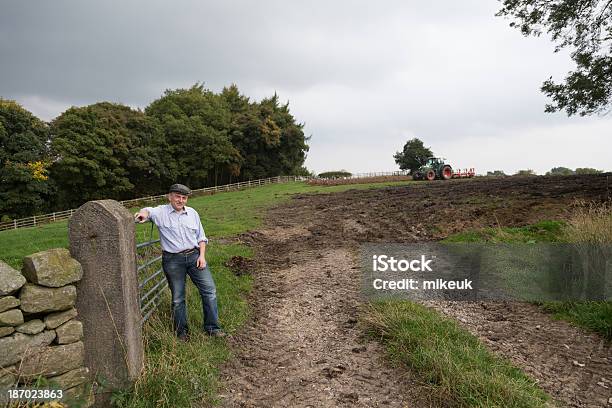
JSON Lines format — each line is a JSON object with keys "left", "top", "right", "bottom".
{"left": 134, "top": 183, "right": 225, "bottom": 340}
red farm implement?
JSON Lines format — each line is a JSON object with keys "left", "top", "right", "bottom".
{"left": 452, "top": 168, "right": 476, "bottom": 178}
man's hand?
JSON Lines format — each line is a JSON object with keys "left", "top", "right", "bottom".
{"left": 197, "top": 255, "right": 207, "bottom": 269}
{"left": 134, "top": 209, "right": 150, "bottom": 223}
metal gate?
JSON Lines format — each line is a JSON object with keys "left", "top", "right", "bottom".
{"left": 136, "top": 228, "right": 168, "bottom": 324}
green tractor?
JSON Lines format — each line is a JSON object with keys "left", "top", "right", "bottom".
{"left": 412, "top": 157, "right": 453, "bottom": 181}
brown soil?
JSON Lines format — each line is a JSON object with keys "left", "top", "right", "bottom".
{"left": 219, "top": 246, "right": 427, "bottom": 407}
{"left": 224, "top": 256, "right": 257, "bottom": 276}
{"left": 307, "top": 175, "right": 411, "bottom": 186}
{"left": 219, "top": 174, "right": 612, "bottom": 407}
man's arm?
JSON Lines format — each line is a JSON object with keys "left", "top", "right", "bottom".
{"left": 197, "top": 241, "right": 207, "bottom": 269}
{"left": 135, "top": 207, "right": 159, "bottom": 223}
{"left": 134, "top": 208, "right": 150, "bottom": 223}
{"left": 195, "top": 215, "right": 208, "bottom": 268}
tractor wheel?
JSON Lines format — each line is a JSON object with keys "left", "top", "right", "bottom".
{"left": 412, "top": 172, "right": 422, "bottom": 180}
{"left": 426, "top": 170, "right": 435, "bottom": 181}
{"left": 441, "top": 165, "right": 452, "bottom": 180}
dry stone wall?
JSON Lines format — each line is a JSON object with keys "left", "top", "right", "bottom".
{"left": 0, "top": 248, "right": 94, "bottom": 407}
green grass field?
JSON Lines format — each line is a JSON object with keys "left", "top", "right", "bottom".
{"left": 0, "top": 180, "right": 414, "bottom": 269}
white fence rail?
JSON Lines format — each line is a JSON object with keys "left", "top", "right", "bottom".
{"left": 0, "top": 175, "right": 300, "bottom": 232}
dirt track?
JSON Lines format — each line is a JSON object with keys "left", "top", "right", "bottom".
{"left": 220, "top": 174, "right": 612, "bottom": 407}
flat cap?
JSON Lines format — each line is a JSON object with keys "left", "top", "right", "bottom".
{"left": 169, "top": 183, "right": 192, "bottom": 195}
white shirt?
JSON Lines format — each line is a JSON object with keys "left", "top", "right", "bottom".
{"left": 144, "top": 204, "right": 208, "bottom": 253}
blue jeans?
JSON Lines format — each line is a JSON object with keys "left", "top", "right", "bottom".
{"left": 161, "top": 251, "right": 221, "bottom": 336}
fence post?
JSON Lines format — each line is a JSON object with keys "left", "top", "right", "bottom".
{"left": 68, "top": 200, "right": 143, "bottom": 405}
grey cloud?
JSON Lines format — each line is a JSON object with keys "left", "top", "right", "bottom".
{"left": 0, "top": 0, "right": 503, "bottom": 101}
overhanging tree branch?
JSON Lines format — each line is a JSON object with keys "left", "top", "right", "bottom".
{"left": 498, "top": 0, "right": 612, "bottom": 116}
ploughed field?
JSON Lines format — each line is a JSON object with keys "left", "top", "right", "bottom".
{"left": 292, "top": 174, "right": 611, "bottom": 246}
{"left": 220, "top": 174, "right": 611, "bottom": 407}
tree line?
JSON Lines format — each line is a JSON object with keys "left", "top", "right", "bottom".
{"left": 489, "top": 167, "right": 604, "bottom": 177}
{"left": 393, "top": 138, "right": 605, "bottom": 177}
{"left": 0, "top": 84, "right": 310, "bottom": 219}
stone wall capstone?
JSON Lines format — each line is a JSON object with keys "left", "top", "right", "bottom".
{"left": 0, "top": 249, "right": 94, "bottom": 407}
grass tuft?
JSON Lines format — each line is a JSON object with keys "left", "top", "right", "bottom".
{"left": 563, "top": 200, "right": 612, "bottom": 244}
{"left": 363, "top": 301, "right": 550, "bottom": 407}
{"left": 539, "top": 301, "right": 612, "bottom": 340}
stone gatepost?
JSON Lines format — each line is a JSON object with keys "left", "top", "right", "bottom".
{"left": 69, "top": 200, "right": 143, "bottom": 404}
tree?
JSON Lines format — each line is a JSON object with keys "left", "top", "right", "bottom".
{"left": 146, "top": 84, "right": 242, "bottom": 187}
{"left": 220, "top": 85, "right": 309, "bottom": 181}
{"left": 486, "top": 170, "right": 507, "bottom": 177}
{"left": 546, "top": 166, "right": 575, "bottom": 176}
{"left": 0, "top": 99, "right": 52, "bottom": 218}
{"left": 393, "top": 138, "right": 433, "bottom": 174}
{"left": 575, "top": 167, "right": 603, "bottom": 174}
{"left": 49, "top": 102, "right": 171, "bottom": 209}
{"left": 257, "top": 93, "right": 310, "bottom": 177}
{"left": 515, "top": 169, "right": 537, "bottom": 176}
{"left": 497, "top": 0, "right": 612, "bottom": 116}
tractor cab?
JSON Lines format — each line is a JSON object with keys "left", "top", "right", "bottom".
{"left": 423, "top": 157, "right": 445, "bottom": 167}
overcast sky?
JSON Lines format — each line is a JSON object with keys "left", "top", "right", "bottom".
{"left": 1, "top": 0, "right": 610, "bottom": 175}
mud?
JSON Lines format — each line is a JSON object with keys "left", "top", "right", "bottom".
{"left": 220, "top": 174, "right": 612, "bottom": 407}
{"left": 225, "top": 256, "right": 257, "bottom": 276}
